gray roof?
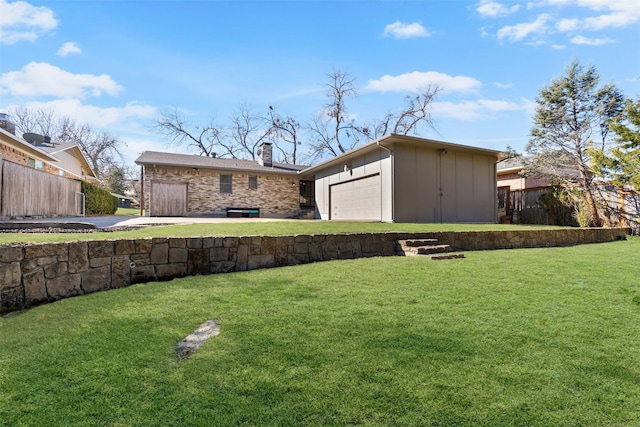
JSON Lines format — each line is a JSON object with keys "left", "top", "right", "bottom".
{"left": 497, "top": 156, "right": 525, "bottom": 171}
{"left": 135, "top": 151, "right": 308, "bottom": 175}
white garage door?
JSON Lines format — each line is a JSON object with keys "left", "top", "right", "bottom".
{"left": 330, "top": 174, "right": 381, "bottom": 220}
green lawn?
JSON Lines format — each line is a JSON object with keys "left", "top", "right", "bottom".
{"left": 1, "top": 238, "right": 639, "bottom": 426}
{"left": 115, "top": 207, "right": 141, "bottom": 216}
{"left": 0, "top": 222, "right": 568, "bottom": 245}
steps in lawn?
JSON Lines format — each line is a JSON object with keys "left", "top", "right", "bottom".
{"left": 396, "top": 239, "right": 465, "bottom": 260}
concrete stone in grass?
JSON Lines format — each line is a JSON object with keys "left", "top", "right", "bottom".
{"left": 176, "top": 320, "right": 220, "bottom": 360}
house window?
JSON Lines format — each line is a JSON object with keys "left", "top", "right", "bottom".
{"left": 220, "top": 174, "right": 232, "bottom": 194}
{"left": 27, "top": 157, "right": 44, "bottom": 170}
{"left": 248, "top": 175, "right": 258, "bottom": 190}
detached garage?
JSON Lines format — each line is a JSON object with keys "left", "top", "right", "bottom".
{"left": 300, "top": 134, "right": 499, "bottom": 223}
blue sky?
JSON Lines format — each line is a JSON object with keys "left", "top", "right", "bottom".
{"left": 1, "top": 0, "right": 639, "bottom": 166}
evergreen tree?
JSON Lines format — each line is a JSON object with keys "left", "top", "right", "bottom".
{"left": 526, "top": 59, "right": 625, "bottom": 226}
{"left": 590, "top": 99, "right": 640, "bottom": 190}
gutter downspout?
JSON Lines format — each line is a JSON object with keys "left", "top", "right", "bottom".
{"left": 377, "top": 140, "right": 394, "bottom": 222}
{"left": 139, "top": 165, "right": 144, "bottom": 217}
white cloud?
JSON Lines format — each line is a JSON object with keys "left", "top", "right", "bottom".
{"left": 497, "top": 14, "right": 550, "bottom": 42}
{"left": 547, "top": 0, "right": 640, "bottom": 30}
{"left": 0, "top": 62, "right": 123, "bottom": 98}
{"left": 0, "top": 0, "right": 58, "bottom": 45}
{"left": 556, "top": 18, "right": 579, "bottom": 31}
{"left": 551, "top": 44, "right": 567, "bottom": 49}
{"left": 383, "top": 21, "right": 431, "bottom": 39}
{"left": 11, "top": 98, "right": 156, "bottom": 130}
{"left": 57, "top": 41, "right": 81, "bottom": 56}
{"left": 583, "top": 12, "right": 639, "bottom": 30}
{"left": 366, "top": 71, "right": 481, "bottom": 94}
{"left": 570, "top": 35, "right": 613, "bottom": 45}
{"left": 477, "top": 0, "right": 521, "bottom": 18}
{"left": 433, "top": 98, "right": 533, "bottom": 120}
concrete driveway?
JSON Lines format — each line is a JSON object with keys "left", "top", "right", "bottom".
{"left": 3, "top": 215, "right": 300, "bottom": 230}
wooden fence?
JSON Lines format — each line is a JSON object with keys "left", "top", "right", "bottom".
{"left": 508, "top": 187, "right": 576, "bottom": 226}
{"left": 0, "top": 158, "right": 82, "bottom": 218}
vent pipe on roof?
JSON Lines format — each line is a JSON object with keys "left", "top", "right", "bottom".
{"left": 258, "top": 142, "right": 273, "bottom": 167}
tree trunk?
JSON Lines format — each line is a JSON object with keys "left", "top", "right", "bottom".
{"left": 583, "top": 184, "right": 602, "bottom": 227}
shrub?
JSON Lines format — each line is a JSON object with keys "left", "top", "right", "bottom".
{"left": 80, "top": 181, "right": 118, "bottom": 215}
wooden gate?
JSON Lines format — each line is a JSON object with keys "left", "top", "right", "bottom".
{"left": 0, "top": 159, "right": 81, "bottom": 217}
{"left": 150, "top": 182, "right": 188, "bottom": 216}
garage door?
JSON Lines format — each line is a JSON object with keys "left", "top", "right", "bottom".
{"left": 150, "top": 182, "right": 187, "bottom": 216}
{"left": 330, "top": 174, "right": 381, "bottom": 220}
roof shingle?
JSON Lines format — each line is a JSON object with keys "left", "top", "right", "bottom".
{"left": 135, "top": 151, "right": 307, "bottom": 174}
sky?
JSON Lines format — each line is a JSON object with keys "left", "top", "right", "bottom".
{"left": 1, "top": 0, "right": 639, "bottom": 167}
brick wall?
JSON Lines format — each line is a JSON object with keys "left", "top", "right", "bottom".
{"left": 144, "top": 167, "right": 300, "bottom": 217}
{"left": 0, "top": 228, "right": 631, "bottom": 315}
{"left": 0, "top": 143, "right": 64, "bottom": 177}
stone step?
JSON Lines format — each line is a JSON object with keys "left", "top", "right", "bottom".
{"left": 430, "top": 252, "right": 466, "bottom": 260}
{"left": 400, "top": 239, "right": 439, "bottom": 247}
{"left": 416, "top": 244, "right": 452, "bottom": 255}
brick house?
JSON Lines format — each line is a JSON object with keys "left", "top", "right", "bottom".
{"left": 136, "top": 143, "right": 315, "bottom": 218}
{"left": 138, "top": 135, "right": 500, "bottom": 223}
{"left": 0, "top": 114, "right": 98, "bottom": 218}
{"left": 0, "top": 117, "right": 97, "bottom": 182}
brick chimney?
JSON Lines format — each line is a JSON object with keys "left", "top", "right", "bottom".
{"left": 258, "top": 142, "right": 272, "bottom": 167}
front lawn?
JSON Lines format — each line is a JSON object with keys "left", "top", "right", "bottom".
{"left": 1, "top": 238, "right": 639, "bottom": 425}
{"left": 0, "top": 222, "right": 568, "bottom": 245}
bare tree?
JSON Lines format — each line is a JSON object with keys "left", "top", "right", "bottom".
{"left": 306, "top": 70, "right": 440, "bottom": 160}
{"left": 8, "top": 106, "right": 56, "bottom": 137}
{"left": 267, "top": 105, "right": 302, "bottom": 164}
{"left": 152, "top": 107, "right": 231, "bottom": 157}
{"left": 306, "top": 69, "right": 369, "bottom": 160}
{"left": 58, "top": 118, "right": 123, "bottom": 182}
{"left": 8, "top": 106, "right": 123, "bottom": 184}
{"left": 228, "top": 103, "right": 272, "bottom": 160}
{"left": 368, "top": 87, "right": 440, "bottom": 138}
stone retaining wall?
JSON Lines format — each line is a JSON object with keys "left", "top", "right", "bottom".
{"left": 0, "top": 227, "right": 630, "bottom": 315}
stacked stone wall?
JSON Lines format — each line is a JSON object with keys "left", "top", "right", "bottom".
{"left": 0, "top": 228, "right": 630, "bottom": 315}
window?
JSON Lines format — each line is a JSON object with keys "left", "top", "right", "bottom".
{"left": 27, "top": 157, "right": 44, "bottom": 170}
{"left": 248, "top": 175, "right": 258, "bottom": 190}
{"left": 220, "top": 174, "right": 232, "bottom": 193}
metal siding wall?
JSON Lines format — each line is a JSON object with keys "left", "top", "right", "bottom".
{"left": 472, "top": 155, "right": 496, "bottom": 222}
{"left": 439, "top": 152, "right": 457, "bottom": 222}
{"left": 455, "top": 153, "right": 475, "bottom": 222}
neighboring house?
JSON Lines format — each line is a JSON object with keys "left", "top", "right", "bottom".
{"left": 112, "top": 193, "right": 137, "bottom": 209}
{"left": 0, "top": 114, "right": 98, "bottom": 218}
{"left": 0, "top": 121, "right": 97, "bottom": 182}
{"left": 497, "top": 156, "right": 639, "bottom": 228}
{"left": 300, "top": 134, "right": 499, "bottom": 223}
{"left": 496, "top": 157, "right": 552, "bottom": 223}
{"left": 38, "top": 141, "right": 98, "bottom": 183}
{"left": 1, "top": 126, "right": 62, "bottom": 176}
{"left": 136, "top": 143, "right": 312, "bottom": 218}
{"left": 137, "top": 134, "right": 500, "bottom": 223}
